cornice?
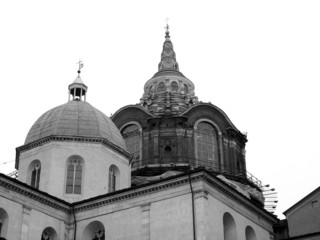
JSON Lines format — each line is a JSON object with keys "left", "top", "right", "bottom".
{"left": 199, "top": 171, "right": 278, "bottom": 224}
{"left": 73, "top": 174, "right": 195, "bottom": 212}
{"left": 0, "top": 174, "right": 70, "bottom": 213}
{"left": 0, "top": 170, "right": 278, "bottom": 225}
{"left": 15, "top": 135, "right": 132, "bottom": 168}
{"left": 73, "top": 170, "right": 278, "bottom": 224}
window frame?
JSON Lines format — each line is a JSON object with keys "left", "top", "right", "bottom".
{"left": 65, "top": 156, "right": 84, "bottom": 195}
{"left": 194, "top": 119, "right": 221, "bottom": 171}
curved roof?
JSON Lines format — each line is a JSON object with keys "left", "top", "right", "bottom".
{"left": 25, "top": 100, "right": 125, "bottom": 148}
{"left": 181, "top": 103, "right": 242, "bottom": 133}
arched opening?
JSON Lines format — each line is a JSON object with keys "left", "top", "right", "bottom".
{"left": 164, "top": 145, "right": 172, "bottom": 155}
{"left": 195, "top": 122, "right": 219, "bottom": 170}
{"left": 28, "top": 160, "right": 41, "bottom": 189}
{"left": 183, "top": 84, "right": 188, "bottom": 94}
{"left": 149, "top": 85, "right": 155, "bottom": 93}
{"left": 171, "top": 81, "right": 178, "bottom": 92}
{"left": 245, "top": 226, "right": 257, "bottom": 240}
{"left": 223, "top": 212, "right": 237, "bottom": 240}
{"left": 0, "top": 208, "right": 8, "bottom": 238}
{"left": 108, "top": 165, "right": 120, "bottom": 193}
{"left": 41, "top": 227, "right": 58, "bottom": 240}
{"left": 157, "top": 82, "right": 166, "bottom": 92}
{"left": 83, "top": 221, "right": 105, "bottom": 240}
{"left": 66, "top": 155, "right": 84, "bottom": 194}
{"left": 121, "top": 124, "right": 140, "bottom": 163}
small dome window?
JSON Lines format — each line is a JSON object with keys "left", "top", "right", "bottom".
{"left": 171, "top": 81, "right": 178, "bottom": 92}
{"left": 157, "top": 82, "right": 166, "bottom": 92}
{"left": 149, "top": 85, "right": 155, "bottom": 93}
{"left": 183, "top": 84, "right": 188, "bottom": 93}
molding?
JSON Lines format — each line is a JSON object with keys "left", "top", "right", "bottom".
{"left": 0, "top": 170, "right": 278, "bottom": 226}
{"left": 0, "top": 174, "right": 70, "bottom": 213}
{"left": 16, "top": 135, "right": 132, "bottom": 168}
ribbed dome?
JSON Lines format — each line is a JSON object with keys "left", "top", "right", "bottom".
{"left": 25, "top": 100, "right": 125, "bottom": 148}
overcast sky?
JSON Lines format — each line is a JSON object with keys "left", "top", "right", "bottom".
{"left": 1, "top": 0, "right": 319, "bottom": 219}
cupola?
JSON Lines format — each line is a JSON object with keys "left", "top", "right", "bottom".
{"left": 68, "top": 61, "right": 87, "bottom": 101}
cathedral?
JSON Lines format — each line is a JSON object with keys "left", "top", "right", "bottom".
{"left": 0, "top": 25, "right": 278, "bottom": 240}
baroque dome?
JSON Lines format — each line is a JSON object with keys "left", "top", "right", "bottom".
{"left": 25, "top": 98, "right": 125, "bottom": 149}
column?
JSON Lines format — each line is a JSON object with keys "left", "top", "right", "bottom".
{"left": 186, "top": 130, "right": 194, "bottom": 166}
{"left": 218, "top": 133, "right": 224, "bottom": 172}
{"left": 143, "top": 132, "right": 150, "bottom": 165}
{"left": 151, "top": 130, "right": 159, "bottom": 164}
{"left": 176, "top": 129, "right": 185, "bottom": 163}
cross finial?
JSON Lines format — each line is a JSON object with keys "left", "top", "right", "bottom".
{"left": 165, "top": 17, "right": 170, "bottom": 32}
{"left": 76, "top": 59, "right": 84, "bottom": 75}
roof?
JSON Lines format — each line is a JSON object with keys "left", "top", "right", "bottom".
{"left": 283, "top": 186, "right": 320, "bottom": 216}
{"left": 24, "top": 100, "right": 125, "bottom": 149}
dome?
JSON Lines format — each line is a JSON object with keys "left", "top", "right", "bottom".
{"left": 25, "top": 100, "right": 125, "bottom": 148}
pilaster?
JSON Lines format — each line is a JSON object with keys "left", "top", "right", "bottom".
{"left": 20, "top": 206, "right": 31, "bottom": 240}
{"left": 141, "top": 203, "right": 151, "bottom": 240}
{"left": 194, "top": 189, "right": 209, "bottom": 240}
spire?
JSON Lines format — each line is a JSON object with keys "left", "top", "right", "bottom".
{"left": 68, "top": 60, "right": 88, "bottom": 101}
{"left": 158, "top": 23, "right": 179, "bottom": 71}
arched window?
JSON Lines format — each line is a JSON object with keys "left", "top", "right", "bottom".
{"left": 121, "top": 124, "right": 140, "bottom": 162}
{"left": 195, "top": 122, "right": 219, "bottom": 169}
{"left": 223, "top": 212, "right": 237, "bottom": 240}
{"left": 157, "top": 82, "right": 166, "bottom": 92}
{"left": 108, "top": 165, "right": 119, "bottom": 193}
{"left": 171, "top": 81, "right": 178, "bottom": 92}
{"left": 0, "top": 208, "right": 8, "bottom": 238}
{"left": 183, "top": 84, "right": 188, "bottom": 94}
{"left": 66, "top": 156, "right": 83, "bottom": 194}
{"left": 41, "top": 227, "right": 58, "bottom": 240}
{"left": 245, "top": 226, "right": 257, "bottom": 240}
{"left": 149, "top": 85, "right": 155, "bottom": 93}
{"left": 83, "top": 221, "right": 105, "bottom": 240}
{"left": 28, "top": 160, "right": 41, "bottom": 189}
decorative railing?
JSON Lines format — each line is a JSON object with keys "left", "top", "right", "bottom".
{"left": 6, "top": 170, "right": 18, "bottom": 179}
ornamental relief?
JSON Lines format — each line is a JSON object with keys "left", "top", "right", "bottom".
{"left": 176, "top": 129, "right": 186, "bottom": 136}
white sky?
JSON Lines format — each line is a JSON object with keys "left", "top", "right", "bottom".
{"left": 1, "top": 0, "right": 319, "bottom": 219}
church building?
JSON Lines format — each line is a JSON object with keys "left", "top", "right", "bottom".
{"left": 0, "top": 25, "right": 278, "bottom": 240}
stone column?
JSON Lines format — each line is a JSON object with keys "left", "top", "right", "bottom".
{"left": 186, "top": 130, "right": 194, "bottom": 166}
{"left": 194, "top": 189, "right": 209, "bottom": 240}
{"left": 138, "top": 129, "right": 143, "bottom": 166}
{"left": 20, "top": 206, "right": 31, "bottom": 240}
{"left": 218, "top": 133, "right": 224, "bottom": 172}
{"left": 151, "top": 130, "right": 159, "bottom": 164}
{"left": 141, "top": 203, "right": 151, "bottom": 240}
{"left": 143, "top": 132, "right": 150, "bottom": 165}
{"left": 176, "top": 129, "right": 186, "bottom": 163}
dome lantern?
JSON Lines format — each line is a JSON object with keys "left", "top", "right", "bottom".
{"left": 68, "top": 60, "right": 87, "bottom": 102}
